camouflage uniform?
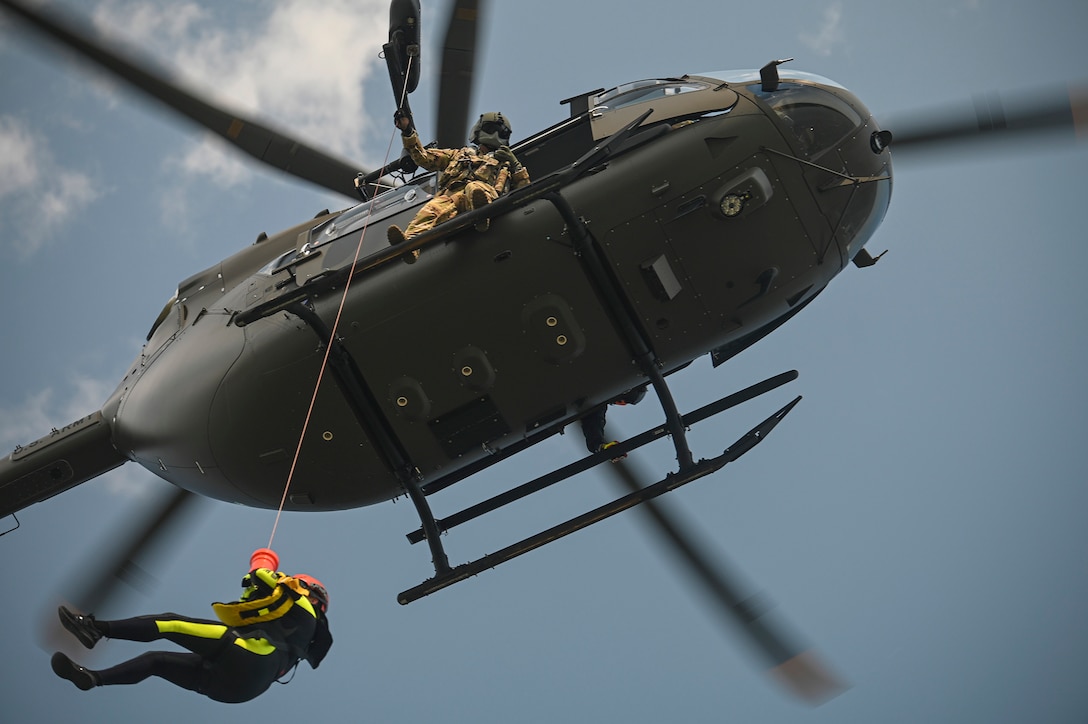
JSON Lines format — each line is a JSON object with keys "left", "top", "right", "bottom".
{"left": 398, "top": 131, "right": 531, "bottom": 239}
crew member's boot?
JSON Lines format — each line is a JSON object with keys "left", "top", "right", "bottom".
{"left": 387, "top": 224, "right": 419, "bottom": 263}
{"left": 470, "top": 187, "right": 491, "bottom": 232}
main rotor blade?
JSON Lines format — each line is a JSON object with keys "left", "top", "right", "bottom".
{"left": 0, "top": 0, "right": 368, "bottom": 199}
{"left": 602, "top": 451, "right": 846, "bottom": 704}
{"left": 887, "top": 84, "right": 1087, "bottom": 155}
{"left": 38, "top": 486, "right": 203, "bottom": 653}
{"left": 435, "top": 0, "right": 486, "bottom": 148}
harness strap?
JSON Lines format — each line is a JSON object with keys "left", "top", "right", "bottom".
{"left": 213, "top": 576, "right": 313, "bottom": 626}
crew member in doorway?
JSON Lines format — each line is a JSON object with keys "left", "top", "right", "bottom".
{"left": 388, "top": 110, "right": 531, "bottom": 259}
{"left": 581, "top": 386, "right": 648, "bottom": 462}
{"left": 50, "top": 549, "right": 332, "bottom": 703}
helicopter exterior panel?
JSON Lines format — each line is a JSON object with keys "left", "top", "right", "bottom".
{"left": 336, "top": 200, "right": 645, "bottom": 479}
{"left": 570, "top": 96, "right": 829, "bottom": 368}
{"left": 210, "top": 306, "right": 391, "bottom": 510}
{"left": 107, "top": 291, "right": 247, "bottom": 502}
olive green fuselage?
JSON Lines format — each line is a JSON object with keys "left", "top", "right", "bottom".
{"left": 103, "top": 73, "right": 891, "bottom": 511}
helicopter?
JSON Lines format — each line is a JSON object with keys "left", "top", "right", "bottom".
{"left": 2, "top": 0, "right": 1088, "bottom": 709}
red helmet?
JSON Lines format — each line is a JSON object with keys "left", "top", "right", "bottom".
{"left": 293, "top": 574, "right": 329, "bottom": 613}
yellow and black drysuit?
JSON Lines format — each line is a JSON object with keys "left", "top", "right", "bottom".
{"left": 85, "top": 568, "right": 332, "bottom": 703}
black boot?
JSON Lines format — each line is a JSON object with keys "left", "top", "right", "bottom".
{"left": 58, "top": 606, "right": 103, "bottom": 649}
{"left": 51, "top": 652, "right": 100, "bottom": 691}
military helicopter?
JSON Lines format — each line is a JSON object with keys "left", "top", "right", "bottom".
{"left": 1, "top": 0, "right": 1084, "bottom": 706}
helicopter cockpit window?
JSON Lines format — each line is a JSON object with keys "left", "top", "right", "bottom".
{"left": 307, "top": 176, "right": 437, "bottom": 247}
{"left": 750, "top": 82, "right": 861, "bottom": 158}
{"left": 592, "top": 79, "right": 711, "bottom": 111}
{"left": 259, "top": 249, "right": 297, "bottom": 276}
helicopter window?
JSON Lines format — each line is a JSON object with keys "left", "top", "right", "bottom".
{"left": 308, "top": 176, "right": 437, "bottom": 247}
{"left": 258, "top": 250, "right": 297, "bottom": 276}
{"left": 592, "top": 79, "right": 710, "bottom": 111}
{"left": 751, "top": 83, "right": 861, "bottom": 158}
{"left": 701, "top": 69, "right": 848, "bottom": 90}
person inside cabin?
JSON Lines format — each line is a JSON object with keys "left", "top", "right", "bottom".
{"left": 50, "top": 549, "right": 332, "bottom": 704}
{"left": 581, "top": 385, "right": 648, "bottom": 462}
{"left": 387, "top": 109, "right": 531, "bottom": 259}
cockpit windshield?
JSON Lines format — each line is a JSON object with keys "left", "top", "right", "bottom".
{"left": 750, "top": 81, "right": 862, "bottom": 158}
{"left": 591, "top": 78, "right": 711, "bottom": 111}
{"left": 699, "top": 69, "right": 848, "bottom": 90}
{"left": 694, "top": 71, "right": 861, "bottom": 158}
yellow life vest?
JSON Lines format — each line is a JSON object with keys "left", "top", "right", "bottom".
{"left": 212, "top": 575, "right": 312, "bottom": 627}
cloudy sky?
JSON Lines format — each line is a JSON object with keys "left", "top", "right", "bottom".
{"left": 1, "top": 1, "right": 1086, "bottom": 722}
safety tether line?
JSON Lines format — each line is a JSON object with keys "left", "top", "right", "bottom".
{"left": 267, "top": 55, "right": 415, "bottom": 549}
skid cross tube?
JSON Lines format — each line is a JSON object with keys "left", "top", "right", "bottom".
{"left": 398, "top": 395, "right": 802, "bottom": 604}
{"left": 406, "top": 370, "right": 799, "bottom": 544}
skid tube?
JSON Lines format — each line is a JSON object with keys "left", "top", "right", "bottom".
{"left": 406, "top": 370, "right": 800, "bottom": 544}
{"left": 397, "top": 394, "right": 802, "bottom": 604}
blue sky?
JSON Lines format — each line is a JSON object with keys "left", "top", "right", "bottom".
{"left": 1, "top": 1, "right": 1087, "bottom": 722}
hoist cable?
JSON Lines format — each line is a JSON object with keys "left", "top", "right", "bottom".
{"left": 267, "top": 55, "right": 416, "bottom": 549}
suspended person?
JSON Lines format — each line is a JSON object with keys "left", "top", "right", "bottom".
{"left": 387, "top": 110, "right": 531, "bottom": 259}
{"left": 50, "top": 549, "right": 332, "bottom": 703}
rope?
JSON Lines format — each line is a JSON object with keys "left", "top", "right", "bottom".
{"left": 266, "top": 56, "right": 416, "bottom": 549}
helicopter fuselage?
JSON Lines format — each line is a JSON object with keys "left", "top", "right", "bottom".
{"left": 7, "top": 70, "right": 892, "bottom": 516}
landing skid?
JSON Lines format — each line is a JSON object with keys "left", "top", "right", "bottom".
{"left": 398, "top": 370, "right": 801, "bottom": 604}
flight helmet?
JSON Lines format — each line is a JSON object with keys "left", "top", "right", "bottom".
{"left": 293, "top": 574, "right": 329, "bottom": 613}
{"left": 471, "top": 112, "right": 512, "bottom": 149}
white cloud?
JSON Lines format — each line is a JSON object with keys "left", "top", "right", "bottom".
{"left": 89, "top": 0, "right": 390, "bottom": 190}
{"left": 800, "top": 2, "right": 845, "bottom": 57}
{"left": 170, "top": 132, "right": 253, "bottom": 189}
{"left": 0, "top": 375, "right": 155, "bottom": 502}
{"left": 40, "top": 173, "right": 104, "bottom": 225}
{"left": 100, "top": 461, "right": 157, "bottom": 500}
{"left": 0, "top": 388, "right": 56, "bottom": 452}
{"left": 0, "top": 116, "right": 103, "bottom": 256}
{"left": 0, "top": 116, "right": 43, "bottom": 198}
{"left": 0, "top": 375, "right": 113, "bottom": 452}
{"left": 1, "top": 1, "right": 392, "bottom": 255}
{"left": 93, "top": 0, "right": 209, "bottom": 42}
